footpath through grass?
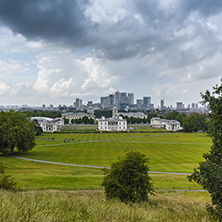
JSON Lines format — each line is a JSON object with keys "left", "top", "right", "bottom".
{"left": 1, "top": 132, "right": 211, "bottom": 190}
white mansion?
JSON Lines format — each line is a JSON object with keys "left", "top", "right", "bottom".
{"left": 150, "top": 117, "right": 181, "bottom": 131}
{"left": 98, "top": 107, "right": 127, "bottom": 131}
{"left": 31, "top": 117, "right": 64, "bottom": 132}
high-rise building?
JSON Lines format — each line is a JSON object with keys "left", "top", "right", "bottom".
{"left": 87, "top": 101, "right": 93, "bottom": 107}
{"left": 176, "top": 102, "right": 183, "bottom": 110}
{"left": 160, "top": 99, "right": 164, "bottom": 110}
{"left": 120, "top": 92, "right": 128, "bottom": 104}
{"left": 128, "top": 93, "right": 134, "bottom": 105}
{"left": 137, "top": 99, "right": 143, "bottom": 110}
{"left": 75, "top": 98, "right": 82, "bottom": 109}
{"left": 143, "top": 97, "right": 151, "bottom": 109}
{"left": 114, "top": 91, "right": 120, "bottom": 105}
{"left": 100, "top": 97, "right": 106, "bottom": 108}
{"left": 149, "top": 104, "right": 154, "bottom": 110}
{"left": 100, "top": 95, "right": 114, "bottom": 109}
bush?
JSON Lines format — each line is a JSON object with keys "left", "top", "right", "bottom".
{"left": 102, "top": 150, "right": 154, "bottom": 203}
{"left": 0, "top": 161, "right": 20, "bottom": 191}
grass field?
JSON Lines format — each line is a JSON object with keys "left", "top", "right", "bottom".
{"left": 0, "top": 190, "right": 214, "bottom": 222}
{"left": 1, "top": 132, "right": 212, "bottom": 190}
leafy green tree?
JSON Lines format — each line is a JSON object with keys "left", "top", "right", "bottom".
{"left": 32, "top": 119, "right": 43, "bottom": 136}
{"left": 102, "top": 150, "right": 155, "bottom": 203}
{"left": 188, "top": 80, "right": 222, "bottom": 220}
{"left": 175, "top": 113, "right": 186, "bottom": 126}
{"left": 23, "top": 110, "right": 61, "bottom": 118}
{"left": 0, "top": 161, "right": 20, "bottom": 191}
{"left": 166, "top": 111, "right": 180, "bottom": 120}
{"left": 0, "top": 110, "right": 36, "bottom": 155}
{"left": 183, "top": 113, "right": 208, "bottom": 132}
{"left": 82, "top": 116, "right": 89, "bottom": 124}
{"left": 63, "top": 118, "right": 69, "bottom": 124}
{"left": 94, "top": 110, "right": 112, "bottom": 118}
{"left": 166, "top": 111, "right": 186, "bottom": 126}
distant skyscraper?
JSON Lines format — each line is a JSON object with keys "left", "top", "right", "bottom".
{"left": 143, "top": 96, "right": 151, "bottom": 109}
{"left": 128, "top": 93, "right": 134, "bottom": 105}
{"left": 100, "top": 95, "right": 114, "bottom": 109}
{"left": 137, "top": 99, "right": 143, "bottom": 110}
{"left": 87, "top": 101, "right": 93, "bottom": 107}
{"left": 149, "top": 104, "right": 154, "bottom": 110}
{"left": 114, "top": 91, "right": 120, "bottom": 105}
{"left": 176, "top": 102, "right": 183, "bottom": 109}
{"left": 100, "top": 97, "right": 106, "bottom": 108}
{"left": 195, "top": 103, "right": 198, "bottom": 109}
{"left": 120, "top": 92, "right": 127, "bottom": 104}
{"left": 160, "top": 99, "right": 164, "bottom": 110}
{"left": 76, "top": 98, "right": 82, "bottom": 109}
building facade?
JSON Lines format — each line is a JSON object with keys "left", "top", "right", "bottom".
{"left": 98, "top": 107, "right": 127, "bottom": 131}
{"left": 31, "top": 117, "right": 64, "bottom": 132}
{"left": 150, "top": 117, "right": 181, "bottom": 131}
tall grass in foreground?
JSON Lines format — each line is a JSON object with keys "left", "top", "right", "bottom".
{"left": 0, "top": 190, "right": 216, "bottom": 222}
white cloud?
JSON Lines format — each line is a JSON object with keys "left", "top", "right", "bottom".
{"left": 33, "top": 50, "right": 121, "bottom": 99}
{"left": 0, "top": 26, "right": 45, "bottom": 53}
{"left": 0, "top": 59, "right": 29, "bottom": 77}
{"left": 51, "top": 78, "right": 77, "bottom": 96}
{"left": 85, "top": 0, "right": 128, "bottom": 24}
{"left": 0, "top": 82, "right": 11, "bottom": 96}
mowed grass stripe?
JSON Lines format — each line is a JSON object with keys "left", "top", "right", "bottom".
{"left": 2, "top": 132, "right": 210, "bottom": 190}
{"left": 16, "top": 132, "right": 211, "bottom": 173}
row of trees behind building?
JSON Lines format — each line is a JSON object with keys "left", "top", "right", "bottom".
{"left": 23, "top": 109, "right": 209, "bottom": 132}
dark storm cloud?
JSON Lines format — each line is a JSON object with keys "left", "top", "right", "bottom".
{"left": 0, "top": 0, "right": 91, "bottom": 46}
{"left": 0, "top": 0, "right": 222, "bottom": 61}
{"left": 184, "top": 0, "right": 222, "bottom": 17}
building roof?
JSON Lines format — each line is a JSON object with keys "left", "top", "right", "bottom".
{"left": 99, "top": 117, "right": 126, "bottom": 122}
{"left": 152, "top": 117, "right": 180, "bottom": 125}
{"left": 31, "top": 117, "right": 63, "bottom": 124}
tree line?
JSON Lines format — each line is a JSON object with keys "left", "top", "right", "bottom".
{"left": 165, "top": 111, "right": 208, "bottom": 132}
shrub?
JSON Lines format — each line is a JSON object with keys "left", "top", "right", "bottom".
{"left": 102, "top": 150, "right": 154, "bottom": 203}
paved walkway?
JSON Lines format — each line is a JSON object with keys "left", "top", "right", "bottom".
{"left": 12, "top": 156, "right": 191, "bottom": 175}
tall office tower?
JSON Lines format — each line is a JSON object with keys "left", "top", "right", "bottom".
{"left": 137, "top": 99, "right": 143, "bottom": 110}
{"left": 160, "top": 99, "right": 164, "bottom": 110}
{"left": 143, "top": 96, "right": 151, "bottom": 109}
{"left": 87, "top": 101, "right": 93, "bottom": 107}
{"left": 195, "top": 103, "right": 198, "bottom": 109}
{"left": 176, "top": 102, "right": 183, "bottom": 109}
{"left": 149, "top": 104, "right": 154, "bottom": 110}
{"left": 128, "top": 93, "right": 134, "bottom": 105}
{"left": 100, "top": 97, "right": 106, "bottom": 108}
{"left": 120, "top": 92, "right": 128, "bottom": 104}
{"left": 49, "top": 104, "right": 54, "bottom": 110}
{"left": 108, "top": 94, "right": 114, "bottom": 106}
{"left": 114, "top": 90, "right": 120, "bottom": 105}
{"left": 192, "top": 103, "right": 195, "bottom": 110}
{"left": 76, "top": 98, "right": 82, "bottom": 109}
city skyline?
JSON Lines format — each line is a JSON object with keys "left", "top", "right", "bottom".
{"left": 0, "top": 1, "right": 221, "bottom": 106}
{"left": 0, "top": 88, "right": 205, "bottom": 109}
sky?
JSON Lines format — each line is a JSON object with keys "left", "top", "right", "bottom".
{"left": 0, "top": 0, "right": 222, "bottom": 108}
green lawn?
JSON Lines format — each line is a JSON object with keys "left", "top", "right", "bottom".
{"left": 1, "top": 132, "right": 211, "bottom": 190}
